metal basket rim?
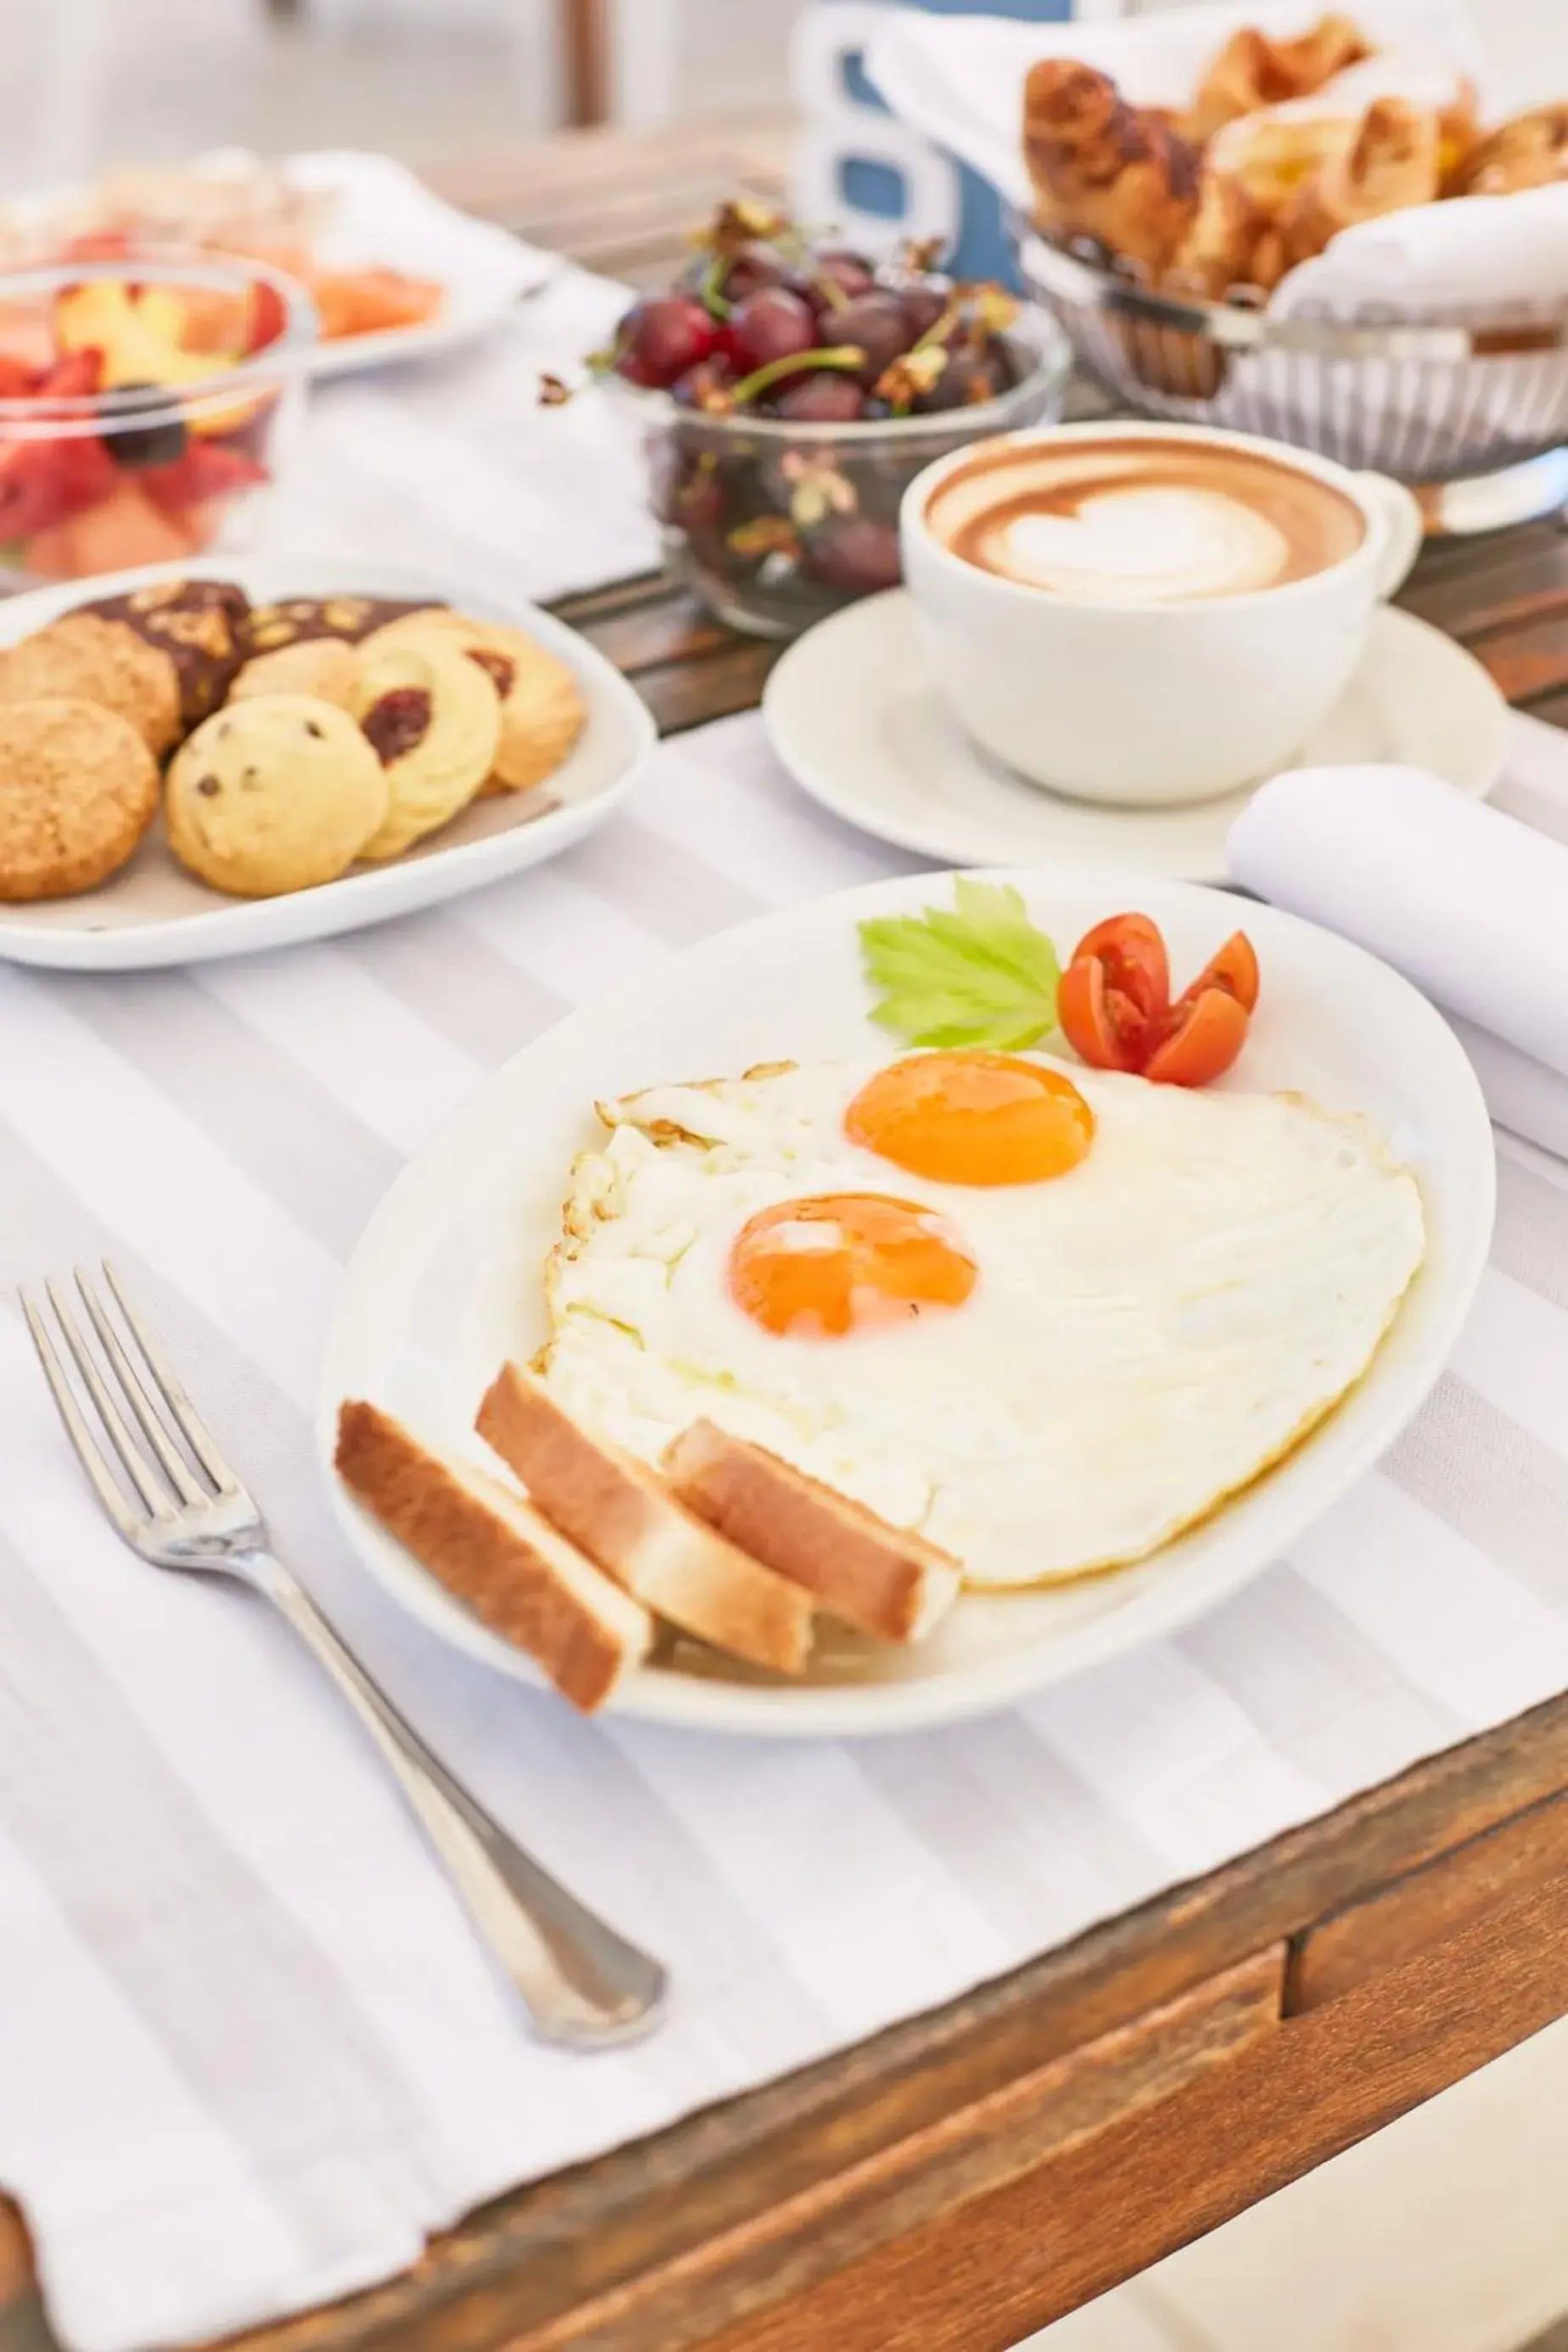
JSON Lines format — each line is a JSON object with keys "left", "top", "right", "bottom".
{"left": 1011, "top": 223, "right": 1568, "bottom": 363}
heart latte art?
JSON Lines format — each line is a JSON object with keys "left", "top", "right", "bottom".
{"left": 925, "top": 439, "right": 1366, "bottom": 604}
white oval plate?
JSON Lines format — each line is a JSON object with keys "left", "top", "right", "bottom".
{"left": 763, "top": 591, "right": 1508, "bottom": 886}
{"left": 318, "top": 864, "right": 1496, "bottom": 1739}
{"left": 0, "top": 553, "right": 653, "bottom": 970}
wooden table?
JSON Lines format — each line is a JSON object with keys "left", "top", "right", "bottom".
{"left": 5, "top": 120, "right": 1568, "bottom": 2352}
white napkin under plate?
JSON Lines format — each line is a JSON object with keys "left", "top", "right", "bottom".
{"left": 1229, "top": 714, "right": 1568, "bottom": 1156}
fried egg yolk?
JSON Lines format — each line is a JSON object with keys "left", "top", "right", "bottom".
{"left": 844, "top": 1050, "right": 1095, "bottom": 1186}
{"left": 727, "top": 1192, "right": 979, "bottom": 1337}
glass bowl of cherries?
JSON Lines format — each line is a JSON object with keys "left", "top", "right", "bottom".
{"left": 599, "top": 205, "right": 1071, "bottom": 639}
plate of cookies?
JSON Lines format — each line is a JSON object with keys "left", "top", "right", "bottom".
{"left": 0, "top": 555, "right": 654, "bottom": 968}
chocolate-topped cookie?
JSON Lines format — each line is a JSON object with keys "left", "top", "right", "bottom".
{"left": 244, "top": 595, "right": 448, "bottom": 655}
{"left": 83, "top": 579, "right": 251, "bottom": 731}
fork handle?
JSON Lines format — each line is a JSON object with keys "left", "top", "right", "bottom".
{"left": 251, "top": 1553, "right": 667, "bottom": 2047}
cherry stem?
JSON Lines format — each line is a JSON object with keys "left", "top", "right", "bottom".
{"left": 697, "top": 256, "right": 733, "bottom": 319}
{"left": 810, "top": 273, "right": 850, "bottom": 312}
{"left": 731, "top": 344, "right": 865, "bottom": 405}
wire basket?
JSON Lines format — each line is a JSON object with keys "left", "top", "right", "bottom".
{"left": 1015, "top": 227, "right": 1568, "bottom": 526}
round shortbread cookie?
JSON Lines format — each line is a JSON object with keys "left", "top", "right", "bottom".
{"left": 0, "top": 614, "right": 182, "bottom": 755}
{"left": 361, "top": 610, "right": 585, "bottom": 793}
{"left": 0, "top": 697, "right": 158, "bottom": 900}
{"left": 229, "top": 637, "right": 362, "bottom": 711}
{"left": 165, "top": 693, "right": 389, "bottom": 898}
{"left": 351, "top": 636, "right": 500, "bottom": 858}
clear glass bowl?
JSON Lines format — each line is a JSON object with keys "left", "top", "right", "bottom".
{"left": 619, "top": 315, "right": 1072, "bottom": 639}
{"left": 0, "top": 253, "right": 316, "bottom": 591}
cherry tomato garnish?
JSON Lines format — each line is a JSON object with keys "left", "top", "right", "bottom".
{"left": 1180, "top": 929, "right": 1259, "bottom": 1016}
{"left": 1069, "top": 913, "right": 1170, "bottom": 1024}
{"left": 1143, "top": 987, "right": 1252, "bottom": 1087}
{"left": 1058, "top": 917, "right": 1258, "bottom": 1086}
{"left": 1056, "top": 951, "right": 1152, "bottom": 1073}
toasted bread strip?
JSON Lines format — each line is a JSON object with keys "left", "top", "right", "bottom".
{"left": 664, "top": 1420, "right": 962, "bottom": 1644}
{"left": 335, "top": 1400, "right": 651, "bottom": 1713}
{"left": 476, "top": 1364, "right": 814, "bottom": 1675}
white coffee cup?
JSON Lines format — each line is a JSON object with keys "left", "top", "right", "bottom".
{"left": 899, "top": 421, "right": 1424, "bottom": 807}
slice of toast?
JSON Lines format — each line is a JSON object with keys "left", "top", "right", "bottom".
{"left": 475, "top": 1364, "right": 815, "bottom": 1675}
{"left": 664, "top": 1420, "right": 961, "bottom": 1644}
{"left": 335, "top": 1399, "right": 652, "bottom": 1713}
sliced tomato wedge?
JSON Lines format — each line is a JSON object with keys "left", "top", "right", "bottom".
{"left": 1058, "top": 916, "right": 1258, "bottom": 1086}
{"left": 1143, "top": 987, "right": 1252, "bottom": 1086}
{"left": 1057, "top": 951, "right": 1154, "bottom": 1073}
{"left": 1070, "top": 912, "right": 1170, "bottom": 1024}
{"left": 1181, "top": 929, "right": 1259, "bottom": 1016}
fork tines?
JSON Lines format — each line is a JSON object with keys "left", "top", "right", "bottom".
{"left": 22, "top": 1263, "right": 237, "bottom": 1533}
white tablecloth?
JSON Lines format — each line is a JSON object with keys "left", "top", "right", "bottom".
{"left": 6, "top": 262, "right": 1568, "bottom": 2352}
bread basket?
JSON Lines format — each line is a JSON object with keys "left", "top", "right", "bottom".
{"left": 1016, "top": 227, "right": 1568, "bottom": 531}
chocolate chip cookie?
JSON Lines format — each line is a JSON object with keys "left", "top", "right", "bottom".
{"left": 165, "top": 693, "right": 389, "bottom": 897}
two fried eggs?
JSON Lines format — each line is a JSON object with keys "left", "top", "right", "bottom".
{"left": 538, "top": 1050, "right": 1425, "bottom": 1590}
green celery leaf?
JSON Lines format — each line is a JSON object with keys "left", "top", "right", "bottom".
{"left": 859, "top": 880, "right": 1061, "bottom": 1050}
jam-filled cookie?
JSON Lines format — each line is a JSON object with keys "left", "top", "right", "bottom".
{"left": 0, "top": 698, "right": 158, "bottom": 900}
{"left": 352, "top": 637, "right": 501, "bottom": 858}
{"left": 165, "top": 694, "right": 389, "bottom": 898}
{"left": 361, "top": 610, "right": 585, "bottom": 792}
{"left": 0, "top": 613, "right": 182, "bottom": 755}
{"left": 229, "top": 636, "right": 362, "bottom": 711}
{"left": 82, "top": 579, "right": 250, "bottom": 731}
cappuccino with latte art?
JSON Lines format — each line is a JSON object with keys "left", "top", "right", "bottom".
{"left": 900, "top": 423, "right": 1425, "bottom": 806}
{"left": 924, "top": 438, "right": 1367, "bottom": 605}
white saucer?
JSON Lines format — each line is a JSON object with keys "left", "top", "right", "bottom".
{"left": 763, "top": 591, "right": 1508, "bottom": 885}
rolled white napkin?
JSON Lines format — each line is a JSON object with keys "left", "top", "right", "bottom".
{"left": 1229, "top": 724, "right": 1568, "bottom": 1154}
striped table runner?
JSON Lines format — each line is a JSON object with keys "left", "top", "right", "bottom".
{"left": 3, "top": 267, "right": 1568, "bottom": 2352}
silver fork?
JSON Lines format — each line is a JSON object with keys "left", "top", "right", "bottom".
{"left": 22, "top": 1261, "right": 667, "bottom": 2051}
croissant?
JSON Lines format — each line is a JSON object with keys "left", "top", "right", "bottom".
{"left": 1283, "top": 97, "right": 1442, "bottom": 265}
{"left": 1164, "top": 169, "right": 1266, "bottom": 296}
{"left": 1184, "top": 14, "right": 1371, "bottom": 147}
{"left": 1024, "top": 58, "right": 1201, "bottom": 277}
{"left": 1208, "top": 110, "right": 1360, "bottom": 212}
{"left": 1449, "top": 102, "right": 1568, "bottom": 196}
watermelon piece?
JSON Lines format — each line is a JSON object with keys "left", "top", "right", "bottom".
{"left": 141, "top": 438, "right": 268, "bottom": 524}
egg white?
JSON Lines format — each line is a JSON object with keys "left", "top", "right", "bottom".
{"left": 537, "top": 1056, "right": 1425, "bottom": 1588}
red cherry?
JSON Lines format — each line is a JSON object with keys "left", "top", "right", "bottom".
{"left": 815, "top": 250, "right": 876, "bottom": 303}
{"left": 725, "top": 287, "right": 818, "bottom": 372}
{"left": 721, "top": 242, "right": 802, "bottom": 304}
{"left": 615, "top": 296, "right": 720, "bottom": 390}
{"left": 831, "top": 294, "right": 914, "bottom": 385}
{"left": 775, "top": 372, "right": 866, "bottom": 423}
{"left": 803, "top": 516, "right": 903, "bottom": 594}
{"left": 899, "top": 284, "right": 951, "bottom": 341}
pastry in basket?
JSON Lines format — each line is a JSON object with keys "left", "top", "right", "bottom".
{"left": 1207, "top": 109, "right": 1360, "bottom": 215}
{"left": 1184, "top": 14, "right": 1370, "bottom": 148}
{"left": 1448, "top": 102, "right": 1568, "bottom": 197}
{"left": 1283, "top": 97, "right": 1442, "bottom": 266}
{"left": 352, "top": 636, "right": 501, "bottom": 858}
{"left": 1166, "top": 168, "right": 1267, "bottom": 298}
{"left": 360, "top": 609, "right": 585, "bottom": 795}
{"left": 1024, "top": 58, "right": 1200, "bottom": 276}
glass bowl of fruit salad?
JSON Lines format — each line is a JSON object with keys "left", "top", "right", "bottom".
{"left": 0, "top": 253, "right": 314, "bottom": 588}
{"left": 601, "top": 208, "right": 1072, "bottom": 638}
